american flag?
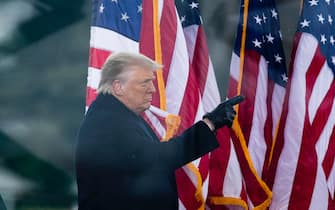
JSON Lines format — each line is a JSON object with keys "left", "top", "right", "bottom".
{"left": 86, "top": 0, "right": 143, "bottom": 108}
{"left": 86, "top": 0, "right": 222, "bottom": 209}
{"left": 268, "top": 0, "right": 335, "bottom": 209}
{"left": 225, "top": 0, "right": 287, "bottom": 208}
{"left": 172, "top": 0, "right": 223, "bottom": 209}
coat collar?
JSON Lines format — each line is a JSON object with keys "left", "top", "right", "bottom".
{"left": 91, "top": 93, "right": 140, "bottom": 118}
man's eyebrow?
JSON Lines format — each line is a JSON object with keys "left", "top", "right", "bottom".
{"left": 143, "top": 78, "right": 153, "bottom": 83}
{"left": 145, "top": 75, "right": 155, "bottom": 81}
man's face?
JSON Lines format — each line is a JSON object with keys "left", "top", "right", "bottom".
{"left": 116, "top": 66, "right": 156, "bottom": 114}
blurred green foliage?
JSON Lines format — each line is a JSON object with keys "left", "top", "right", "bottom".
{"left": 0, "top": 131, "right": 75, "bottom": 209}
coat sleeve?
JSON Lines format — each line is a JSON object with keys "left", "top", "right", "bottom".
{"left": 94, "top": 120, "right": 219, "bottom": 172}
{"left": 77, "top": 110, "right": 218, "bottom": 174}
{"left": 161, "top": 121, "right": 219, "bottom": 169}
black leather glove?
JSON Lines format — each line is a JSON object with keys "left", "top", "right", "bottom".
{"left": 203, "top": 95, "right": 244, "bottom": 129}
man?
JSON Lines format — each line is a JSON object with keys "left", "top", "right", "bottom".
{"left": 75, "top": 52, "right": 243, "bottom": 210}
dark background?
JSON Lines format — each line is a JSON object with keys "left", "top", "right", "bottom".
{"left": 0, "top": 0, "right": 299, "bottom": 209}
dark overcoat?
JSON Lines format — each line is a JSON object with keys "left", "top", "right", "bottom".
{"left": 75, "top": 94, "right": 219, "bottom": 210}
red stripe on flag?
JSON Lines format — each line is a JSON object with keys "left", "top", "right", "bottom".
{"left": 305, "top": 47, "right": 325, "bottom": 101}
{"left": 238, "top": 50, "right": 260, "bottom": 145}
{"left": 89, "top": 47, "right": 112, "bottom": 69}
{"left": 228, "top": 76, "right": 238, "bottom": 98}
{"left": 310, "top": 83, "right": 335, "bottom": 137}
{"left": 192, "top": 27, "right": 209, "bottom": 96}
{"left": 262, "top": 80, "right": 274, "bottom": 179}
{"left": 328, "top": 191, "right": 335, "bottom": 210}
{"left": 231, "top": 130, "right": 269, "bottom": 205}
{"left": 139, "top": 0, "right": 155, "bottom": 60}
{"left": 207, "top": 128, "right": 231, "bottom": 197}
{"left": 177, "top": 66, "right": 200, "bottom": 132}
{"left": 198, "top": 154, "right": 209, "bottom": 181}
{"left": 322, "top": 126, "right": 335, "bottom": 179}
{"left": 175, "top": 169, "right": 202, "bottom": 209}
{"left": 141, "top": 113, "right": 165, "bottom": 141}
{"left": 140, "top": 0, "right": 161, "bottom": 108}
{"left": 160, "top": 0, "right": 177, "bottom": 84}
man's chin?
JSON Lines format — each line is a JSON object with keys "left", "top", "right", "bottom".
{"left": 139, "top": 104, "right": 151, "bottom": 113}
{"left": 144, "top": 104, "right": 151, "bottom": 110}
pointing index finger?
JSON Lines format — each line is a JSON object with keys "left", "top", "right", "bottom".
{"left": 224, "top": 95, "right": 244, "bottom": 106}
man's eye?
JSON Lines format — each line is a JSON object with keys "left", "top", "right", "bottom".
{"left": 142, "top": 81, "right": 151, "bottom": 86}
{"left": 141, "top": 83, "right": 149, "bottom": 88}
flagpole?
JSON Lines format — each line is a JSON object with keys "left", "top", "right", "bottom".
{"left": 237, "top": 0, "right": 249, "bottom": 99}
{"left": 153, "top": 0, "right": 167, "bottom": 111}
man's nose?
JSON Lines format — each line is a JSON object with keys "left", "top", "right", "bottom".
{"left": 148, "top": 81, "right": 156, "bottom": 92}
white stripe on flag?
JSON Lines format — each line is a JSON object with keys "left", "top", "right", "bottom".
{"left": 309, "top": 165, "right": 328, "bottom": 210}
{"left": 248, "top": 56, "right": 268, "bottom": 175}
{"left": 87, "top": 67, "right": 101, "bottom": 89}
{"left": 183, "top": 25, "right": 199, "bottom": 60}
{"left": 271, "top": 84, "right": 285, "bottom": 136}
{"left": 90, "top": 26, "right": 139, "bottom": 52}
{"left": 223, "top": 142, "right": 243, "bottom": 197}
{"left": 328, "top": 164, "right": 335, "bottom": 198}
{"left": 202, "top": 60, "right": 221, "bottom": 110}
{"left": 166, "top": 24, "right": 189, "bottom": 115}
{"left": 229, "top": 53, "right": 241, "bottom": 82}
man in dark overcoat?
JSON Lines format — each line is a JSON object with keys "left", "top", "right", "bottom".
{"left": 75, "top": 52, "right": 243, "bottom": 210}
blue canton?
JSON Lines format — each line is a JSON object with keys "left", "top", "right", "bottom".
{"left": 92, "top": 0, "right": 143, "bottom": 42}
{"left": 234, "top": 0, "right": 288, "bottom": 87}
{"left": 298, "top": 0, "right": 335, "bottom": 74}
{"left": 175, "top": 0, "right": 202, "bottom": 27}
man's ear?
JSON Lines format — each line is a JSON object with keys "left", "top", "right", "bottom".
{"left": 111, "top": 80, "right": 124, "bottom": 96}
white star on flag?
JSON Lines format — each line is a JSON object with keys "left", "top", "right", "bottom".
{"left": 317, "top": 14, "right": 325, "bottom": 24}
{"left": 137, "top": 4, "right": 142, "bottom": 13}
{"left": 99, "top": 3, "right": 105, "bottom": 13}
{"left": 274, "top": 53, "right": 282, "bottom": 63}
{"left": 308, "top": 0, "right": 319, "bottom": 6}
{"left": 328, "top": 15, "right": 333, "bottom": 24}
{"left": 254, "top": 15, "right": 262, "bottom": 25}
{"left": 253, "top": 38, "right": 262, "bottom": 48}
{"left": 271, "top": 9, "right": 278, "bottom": 19}
{"left": 121, "top": 12, "right": 130, "bottom": 21}
{"left": 300, "top": 19, "right": 311, "bottom": 27}
{"left": 180, "top": 16, "right": 186, "bottom": 23}
{"left": 281, "top": 73, "right": 288, "bottom": 82}
{"left": 330, "top": 35, "right": 335, "bottom": 45}
{"left": 320, "top": 34, "right": 327, "bottom": 44}
{"left": 266, "top": 33, "right": 274, "bottom": 43}
{"left": 189, "top": 2, "right": 199, "bottom": 9}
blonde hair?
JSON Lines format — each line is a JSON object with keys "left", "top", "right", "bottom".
{"left": 97, "top": 52, "right": 162, "bottom": 94}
